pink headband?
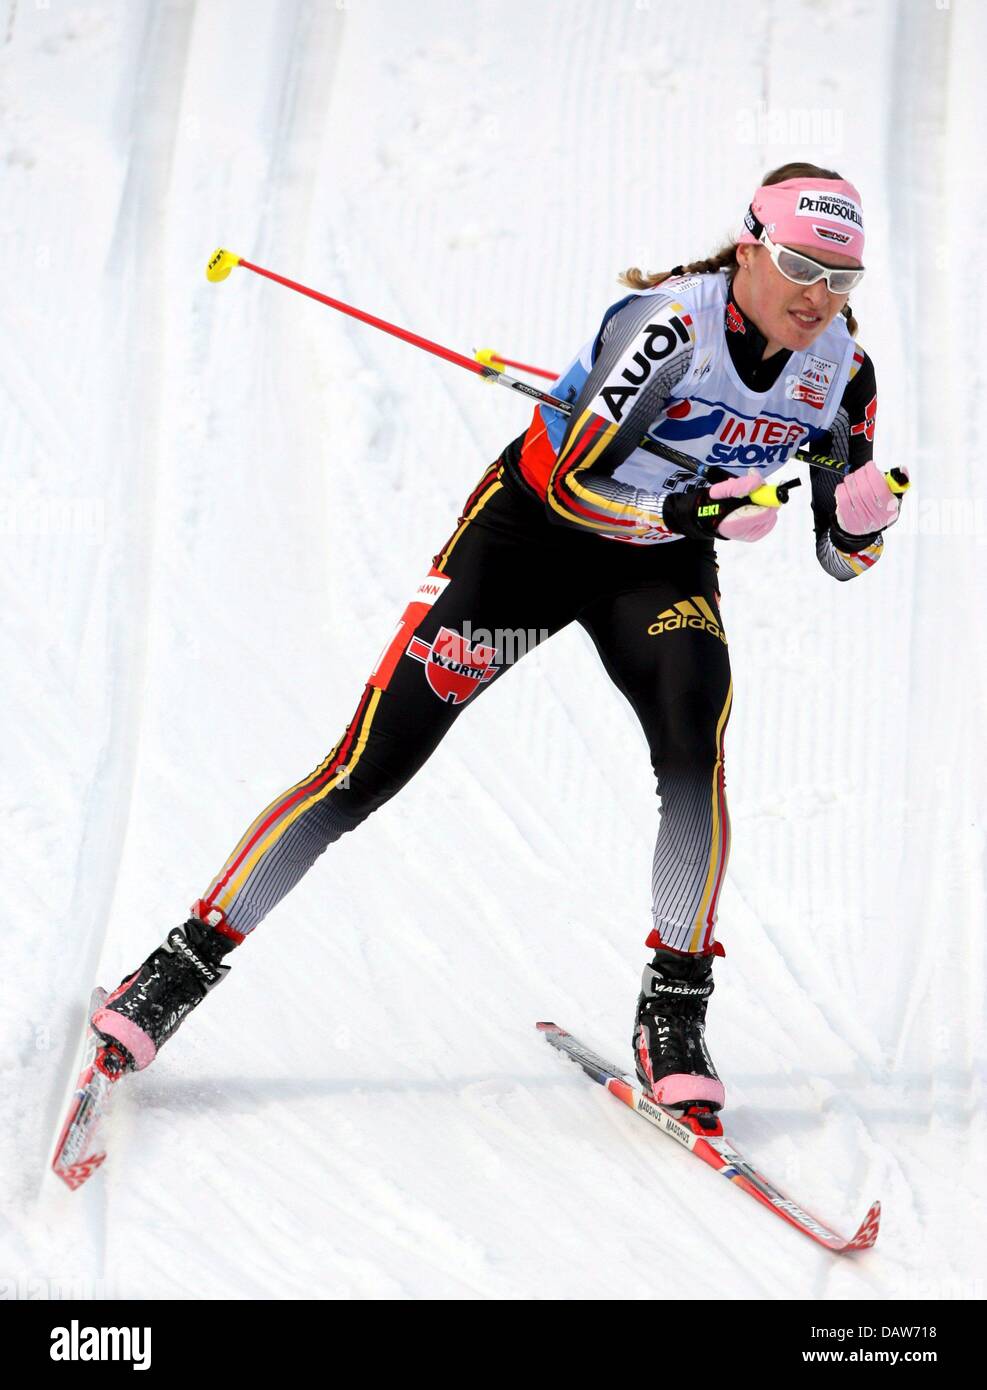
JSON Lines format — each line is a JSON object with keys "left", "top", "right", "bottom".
{"left": 739, "top": 177, "right": 865, "bottom": 262}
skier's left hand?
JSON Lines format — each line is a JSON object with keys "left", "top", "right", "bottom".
{"left": 834, "top": 460, "right": 904, "bottom": 536}
{"left": 661, "top": 468, "right": 778, "bottom": 542}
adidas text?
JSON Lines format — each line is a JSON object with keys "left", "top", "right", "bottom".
{"left": 647, "top": 598, "right": 726, "bottom": 643}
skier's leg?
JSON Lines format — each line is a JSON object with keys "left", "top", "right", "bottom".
{"left": 577, "top": 540, "right": 732, "bottom": 1108}
{"left": 95, "top": 462, "right": 581, "bottom": 1067}
{"left": 197, "top": 461, "right": 577, "bottom": 938}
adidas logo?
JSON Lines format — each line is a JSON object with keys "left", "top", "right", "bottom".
{"left": 647, "top": 596, "right": 726, "bottom": 642}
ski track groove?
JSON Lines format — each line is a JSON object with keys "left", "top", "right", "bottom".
{"left": 883, "top": 0, "right": 956, "bottom": 1085}
{"left": 38, "top": 1, "right": 196, "bottom": 1259}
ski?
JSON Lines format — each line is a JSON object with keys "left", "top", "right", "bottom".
{"left": 51, "top": 988, "right": 130, "bottom": 1190}
{"left": 537, "top": 1022, "right": 880, "bottom": 1254}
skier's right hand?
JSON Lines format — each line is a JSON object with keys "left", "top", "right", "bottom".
{"left": 661, "top": 468, "right": 778, "bottom": 543}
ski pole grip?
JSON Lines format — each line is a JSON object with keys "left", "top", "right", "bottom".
{"left": 206, "top": 248, "right": 242, "bottom": 282}
{"left": 749, "top": 476, "right": 802, "bottom": 507}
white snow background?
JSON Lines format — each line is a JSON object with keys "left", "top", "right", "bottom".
{"left": 1, "top": 0, "right": 984, "bottom": 1300}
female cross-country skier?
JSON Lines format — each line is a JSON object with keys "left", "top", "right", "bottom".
{"left": 93, "top": 162, "right": 903, "bottom": 1113}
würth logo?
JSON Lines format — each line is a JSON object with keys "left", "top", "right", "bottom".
{"left": 647, "top": 597, "right": 725, "bottom": 643}
{"left": 407, "top": 626, "right": 498, "bottom": 704}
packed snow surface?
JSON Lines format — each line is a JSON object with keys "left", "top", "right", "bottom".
{"left": 1, "top": 0, "right": 984, "bottom": 1299}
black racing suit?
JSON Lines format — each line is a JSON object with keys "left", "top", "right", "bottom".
{"left": 196, "top": 282, "right": 887, "bottom": 955}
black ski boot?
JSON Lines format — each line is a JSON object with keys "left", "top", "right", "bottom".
{"left": 93, "top": 916, "right": 237, "bottom": 1071}
{"left": 633, "top": 947, "right": 725, "bottom": 1111}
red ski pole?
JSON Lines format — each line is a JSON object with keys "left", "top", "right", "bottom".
{"left": 205, "top": 247, "right": 568, "bottom": 415}
{"left": 204, "top": 248, "right": 862, "bottom": 506}
{"left": 474, "top": 349, "right": 557, "bottom": 381}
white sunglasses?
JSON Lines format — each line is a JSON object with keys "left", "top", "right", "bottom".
{"left": 757, "top": 228, "right": 865, "bottom": 294}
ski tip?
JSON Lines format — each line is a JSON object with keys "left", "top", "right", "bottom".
{"left": 536, "top": 1021, "right": 563, "bottom": 1033}
{"left": 843, "top": 1199, "right": 881, "bottom": 1252}
{"left": 52, "top": 1152, "right": 107, "bottom": 1191}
